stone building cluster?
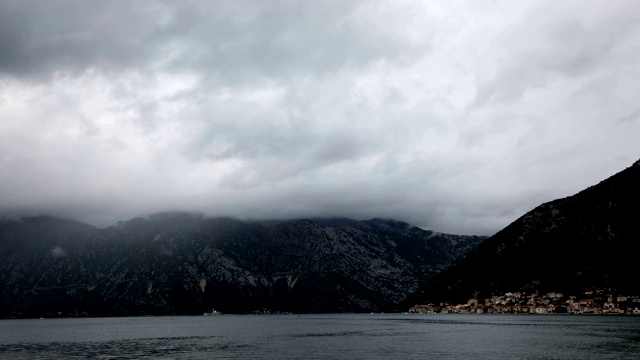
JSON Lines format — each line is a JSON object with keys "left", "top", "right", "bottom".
{"left": 410, "top": 289, "right": 640, "bottom": 315}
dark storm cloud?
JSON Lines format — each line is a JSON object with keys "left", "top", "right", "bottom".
{"left": 0, "top": 0, "right": 421, "bottom": 83}
{"left": 0, "top": 1, "right": 149, "bottom": 77}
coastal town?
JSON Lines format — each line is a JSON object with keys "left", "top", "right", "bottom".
{"left": 410, "top": 289, "right": 640, "bottom": 315}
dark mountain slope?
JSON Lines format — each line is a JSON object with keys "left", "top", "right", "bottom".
{"left": 404, "top": 159, "right": 640, "bottom": 307}
{"left": 0, "top": 214, "right": 485, "bottom": 317}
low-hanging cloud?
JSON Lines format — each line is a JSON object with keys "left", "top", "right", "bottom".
{"left": 1, "top": 0, "right": 639, "bottom": 235}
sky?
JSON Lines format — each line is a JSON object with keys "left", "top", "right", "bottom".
{"left": 0, "top": 0, "right": 639, "bottom": 235}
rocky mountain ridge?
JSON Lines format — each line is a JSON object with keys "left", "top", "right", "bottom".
{"left": 404, "top": 158, "right": 640, "bottom": 308}
{"left": 0, "top": 214, "right": 485, "bottom": 317}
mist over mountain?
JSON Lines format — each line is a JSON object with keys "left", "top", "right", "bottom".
{"left": 404, "top": 158, "right": 640, "bottom": 307}
{"left": 0, "top": 214, "right": 484, "bottom": 318}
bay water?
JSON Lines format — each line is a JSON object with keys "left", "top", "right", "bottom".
{"left": 1, "top": 314, "right": 639, "bottom": 359}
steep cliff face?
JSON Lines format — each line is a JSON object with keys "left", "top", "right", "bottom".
{"left": 405, "top": 158, "right": 640, "bottom": 307}
{"left": 0, "top": 214, "right": 484, "bottom": 317}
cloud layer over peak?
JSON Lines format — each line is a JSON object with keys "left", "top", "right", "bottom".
{"left": 1, "top": 0, "right": 639, "bottom": 235}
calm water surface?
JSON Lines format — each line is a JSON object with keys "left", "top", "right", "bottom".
{"left": 1, "top": 314, "right": 639, "bottom": 359}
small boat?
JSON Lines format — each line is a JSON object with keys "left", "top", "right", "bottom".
{"left": 203, "top": 309, "right": 222, "bottom": 316}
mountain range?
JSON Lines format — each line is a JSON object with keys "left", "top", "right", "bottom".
{"left": 3, "top": 158, "right": 639, "bottom": 318}
{"left": 0, "top": 215, "right": 484, "bottom": 317}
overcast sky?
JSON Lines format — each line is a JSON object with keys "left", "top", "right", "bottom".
{"left": 1, "top": 0, "right": 639, "bottom": 235}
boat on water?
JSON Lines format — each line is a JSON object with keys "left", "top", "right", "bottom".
{"left": 203, "top": 309, "right": 222, "bottom": 316}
